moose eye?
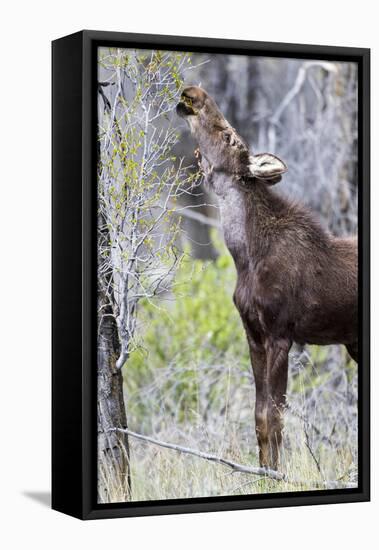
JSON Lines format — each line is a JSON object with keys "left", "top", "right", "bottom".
{"left": 222, "top": 130, "right": 236, "bottom": 146}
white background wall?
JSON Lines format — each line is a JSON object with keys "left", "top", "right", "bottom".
{"left": 0, "top": 1, "right": 376, "bottom": 548}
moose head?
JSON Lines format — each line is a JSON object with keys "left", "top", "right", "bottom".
{"left": 176, "top": 85, "right": 287, "bottom": 186}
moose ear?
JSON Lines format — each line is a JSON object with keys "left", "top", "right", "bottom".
{"left": 248, "top": 153, "right": 287, "bottom": 185}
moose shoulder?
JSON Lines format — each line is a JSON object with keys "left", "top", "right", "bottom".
{"left": 176, "top": 86, "right": 358, "bottom": 470}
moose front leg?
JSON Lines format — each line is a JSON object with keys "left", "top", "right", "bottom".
{"left": 248, "top": 344, "right": 270, "bottom": 468}
{"left": 264, "top": 338, "right": 291, "bottom": 469}
{"left": 248, "top": 335, "right": 290, "bottom": 470}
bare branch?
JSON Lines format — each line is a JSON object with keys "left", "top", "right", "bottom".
{"left": 268, "top": 61, "right": 338, "bottom": 151}
{"left": 173, "top": 207, "right": 220, "bottom": 228}
{"left": 109, "top": 427, "right": 356, "bottom": 489}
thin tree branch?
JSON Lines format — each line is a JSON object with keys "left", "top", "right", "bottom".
{"left": 109, "top": 427, "right": 356, "bottom": 489}
{"left": 173, "top": 207, "right": 220, "bottom": 228}
{"left": 268, "top": 61, "right": 338, "bottom": 151}
{"left": 110, "top": 427, "right": 284, "bottom": 480}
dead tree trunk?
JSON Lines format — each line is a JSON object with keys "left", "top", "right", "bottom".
{"left": 97, "top": 288, "right": 130, "bottom": 503}
{"left": 97, "top": 203, "right": 130, "bottom": 502}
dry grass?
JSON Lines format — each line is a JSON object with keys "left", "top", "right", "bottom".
{"left": 128, "top": 442, "right": 355, "bottom": 502}
{"left": 99, "top": 344, "right": 358, "bottom": 503}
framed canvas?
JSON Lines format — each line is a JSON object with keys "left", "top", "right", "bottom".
{"left": 52, "top": 30, "right": 370, "bottom": 520}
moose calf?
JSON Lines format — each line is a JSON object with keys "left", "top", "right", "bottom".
{"left": 177, "top": 86, "right": 358, "bottom": 470}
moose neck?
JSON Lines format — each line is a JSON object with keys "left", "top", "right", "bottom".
{"left": 214, "top": 174, "right": 248, "bottom": 269}
{"left": 213, "top": 172, "right": 285, "bottom": 271}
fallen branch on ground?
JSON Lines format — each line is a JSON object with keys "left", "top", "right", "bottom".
{"left": 108, "top": 427, "right": 356, "bottom": 490}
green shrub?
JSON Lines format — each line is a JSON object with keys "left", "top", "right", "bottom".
{"left": 128, "top": 250, "right": 248, "bottom": 367}
{"left": 124, "top": 247, "right": 250, "bottom": 425}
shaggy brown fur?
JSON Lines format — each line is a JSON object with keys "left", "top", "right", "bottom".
{"left": 177, "top": 86, "right": 358, "bottom": 469}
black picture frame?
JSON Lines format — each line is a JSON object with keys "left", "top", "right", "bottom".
{"left": 52, "top": 30, "right": 370, "bottom": 520}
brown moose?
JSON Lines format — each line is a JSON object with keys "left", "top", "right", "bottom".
{"left": 177, "top": 86, "right": 358, "bottom": 470}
